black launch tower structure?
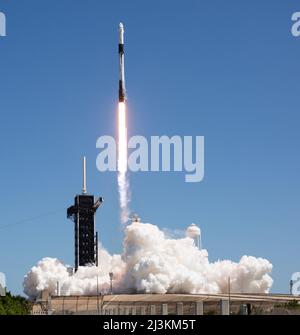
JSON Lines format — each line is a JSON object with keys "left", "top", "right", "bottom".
{"left": 67, "top": 157, "right": 103, "bottom": 271}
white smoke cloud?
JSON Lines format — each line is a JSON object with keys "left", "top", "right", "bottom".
{"left": 117, "top": 171, "right": 130, "bottom": 224}
{"left": 23, "top": 222, "right": 273, "bottom": 299}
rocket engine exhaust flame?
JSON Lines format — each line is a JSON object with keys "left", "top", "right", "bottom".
{"left": 117, "top": 102, "right": 130, "bottom": 224}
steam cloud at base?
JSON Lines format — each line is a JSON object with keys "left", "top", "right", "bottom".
{"left": 23, "top": 221, "right": 273, "bottom": 299}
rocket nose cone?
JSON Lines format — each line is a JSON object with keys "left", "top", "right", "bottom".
{"left": 119, "top": 22, "right": 124, "bottom": 29}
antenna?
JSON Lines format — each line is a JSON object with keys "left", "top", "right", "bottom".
{"left": 82, "top": 156, "right": 87, "bottom": 194}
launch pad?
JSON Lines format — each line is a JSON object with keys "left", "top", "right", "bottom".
{"left": 32, "top": 292, "right": 300, "bottom": 315}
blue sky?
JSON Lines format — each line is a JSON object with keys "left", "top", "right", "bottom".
{"left": 0, "top": 0, "right": 299, "bottom": 295}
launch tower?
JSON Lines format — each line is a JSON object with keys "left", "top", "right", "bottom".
{"left": 67, "top": 157, "right": 103, "bottom": 271}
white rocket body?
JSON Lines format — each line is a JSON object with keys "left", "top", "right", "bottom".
{"left": 119, "top": 23, "right": 126, "bottom": 102}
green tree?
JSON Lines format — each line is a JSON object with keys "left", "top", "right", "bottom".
{"left": 0, "top": 292, "right": 31, "bottom": 315}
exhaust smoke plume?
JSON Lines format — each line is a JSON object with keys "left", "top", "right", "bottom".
{"left": 23, "top": 221, "right": 273, "bottom": 299}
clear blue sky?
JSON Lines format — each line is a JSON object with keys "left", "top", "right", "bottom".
{"left": 0, "top": 0, "right": 299, "bottom": 295}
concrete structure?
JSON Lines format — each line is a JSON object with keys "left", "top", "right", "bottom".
{"left": 220, "top": 299, "right": 230, "bottom": 315}
{"left": 239, "top": 304, "right": 248, "bottom": 315}
{"left": 195, "top": 301, "right": 204, "bottom": 315}
{"left": 31, "top": 292, "right": 300, "bottom": 315}
{"left": 150, "top": 305, "right": 156, "bottom": 315}
{"left": 0, "top": 284, "right": 5, "bottom": 297}
{"left": 176, "top": 302, "right": 183, "bottom": 315}
{"left": 0, "top": 272, "right": 6, "bottom": 297}
{"left": 162, "top": 304, "right": 168, "bottom": 315}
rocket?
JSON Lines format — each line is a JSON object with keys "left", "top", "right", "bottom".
{"left": 119, "top": 22, "right": 126, "bottom": 102}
